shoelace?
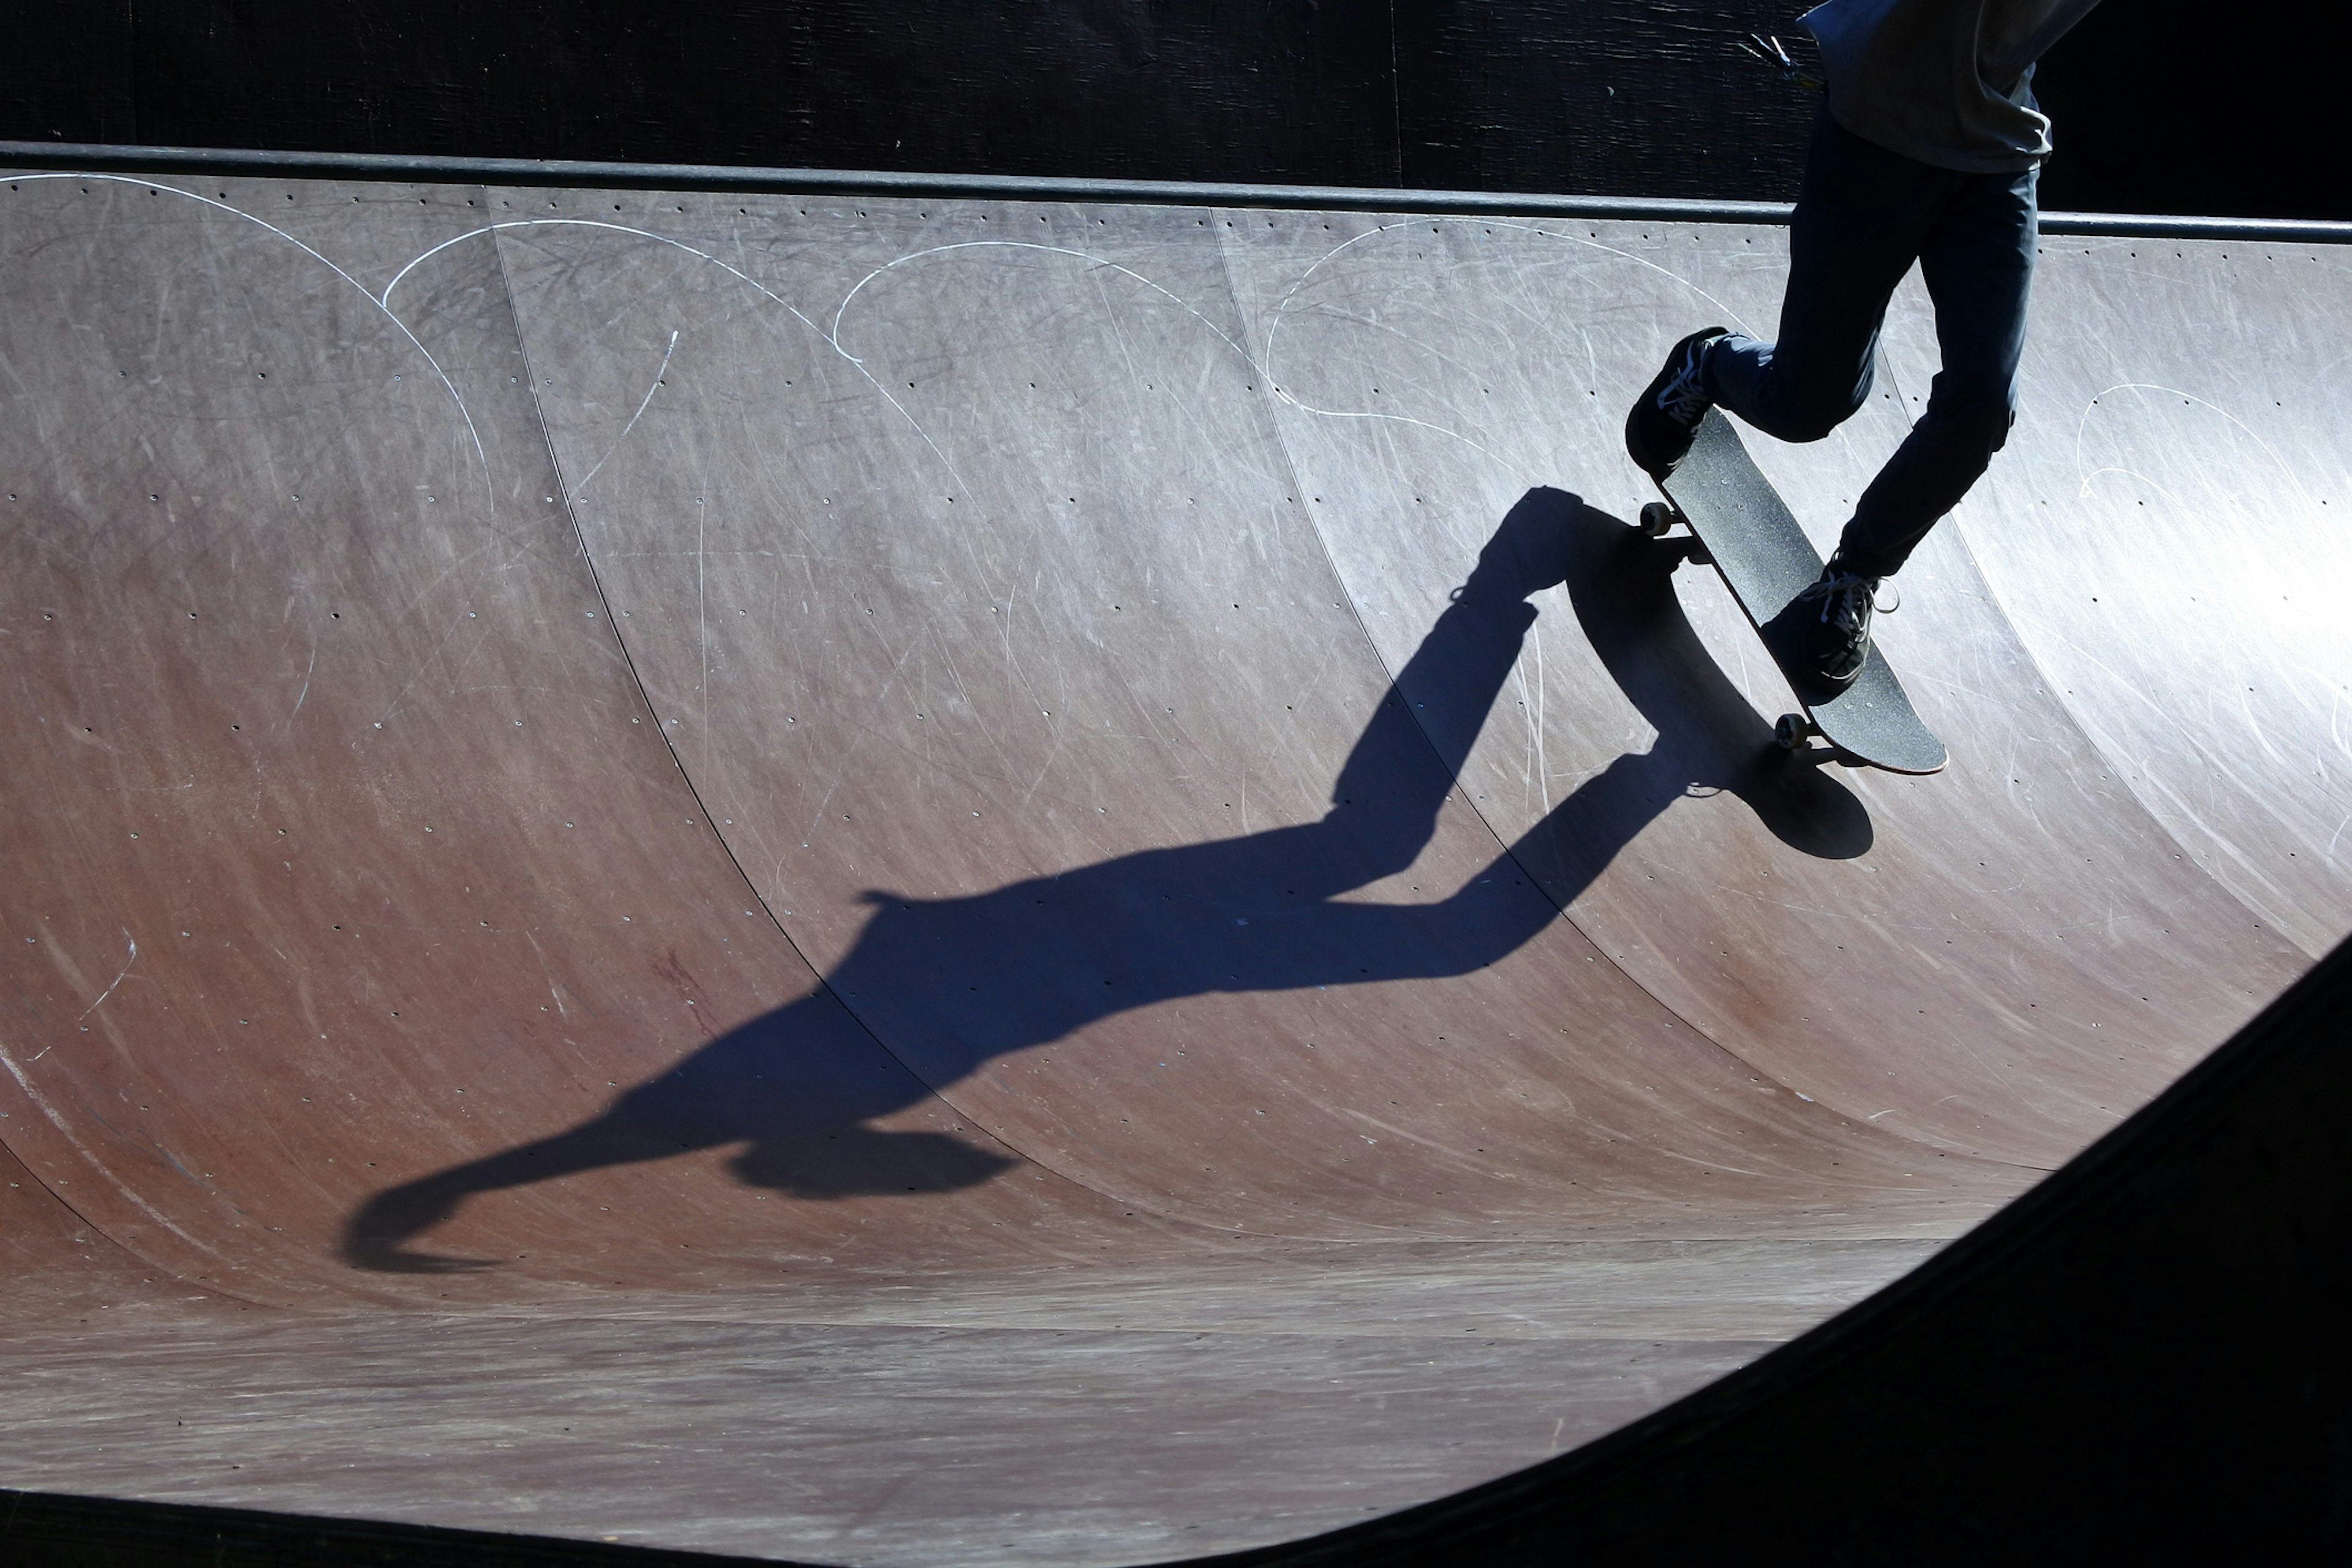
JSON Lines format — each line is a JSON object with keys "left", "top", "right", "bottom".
{"left": 1654, "top": 339, "right": 1714, "bottom": 428}
{"left": 1795, "top": 571, "right": 1894, "bottom": 635}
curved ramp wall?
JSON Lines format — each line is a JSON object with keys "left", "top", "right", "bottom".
{"left": 0, "top": 167, "right": 2338, "bottom": 1564}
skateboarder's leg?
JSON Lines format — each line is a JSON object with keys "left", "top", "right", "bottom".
{"left": 1787, "top": 159, "right": 2035, "bottom": 688}
{"left": 1703, "top": 108, "right": 1940, "bottom": 447}
{"left": 1831, "top": 162, "right": 2038, "bottom": 578}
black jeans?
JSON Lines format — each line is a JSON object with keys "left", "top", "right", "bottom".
{"left": 1706, "top": 106, "right": 2038, "bottom": 578}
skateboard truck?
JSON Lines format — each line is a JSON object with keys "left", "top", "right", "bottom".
{"left": 1773, "top": 712, "right": 1855, "bottom": 767}
{"left": 1638, "top": 500, "right": 1713, "bottom": 565}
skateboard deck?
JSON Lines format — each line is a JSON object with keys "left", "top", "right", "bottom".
{"left": 1646, "top": 411, "right": 1947, "bottom": 775}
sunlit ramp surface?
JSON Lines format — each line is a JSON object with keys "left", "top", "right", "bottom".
{"left": 0, "top": 167, "right": 2339, "bottom": 1565}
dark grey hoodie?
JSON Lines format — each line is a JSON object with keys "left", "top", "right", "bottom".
{"left": 1802, "top": 0, "right": 2105, "bottom": 172}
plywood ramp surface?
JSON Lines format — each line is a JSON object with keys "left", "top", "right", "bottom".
{"left": 0, "top": 171, "right": 2336, "bottom": 1565}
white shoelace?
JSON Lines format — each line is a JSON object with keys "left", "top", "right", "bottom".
{"left": 1654, "top": 339, "right": 1714, "bottom": 428}
{"left": 1797, "top": 571, "right": 1895, "bottom": 635}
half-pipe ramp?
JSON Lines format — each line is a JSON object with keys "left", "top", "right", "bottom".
{"left": 1, "top": 164, "right": 2343, "bottom": 1562}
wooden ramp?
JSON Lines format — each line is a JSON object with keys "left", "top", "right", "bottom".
{"left": 0, "top": 164, "right": 2342, "bottom": 1563}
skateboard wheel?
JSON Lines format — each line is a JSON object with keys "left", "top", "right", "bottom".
{"left": 1774, "top": 713, "right": 1812, "bottom": 750}
{"left": 1639, "top": 500, "right": 1675, "bottom": 538}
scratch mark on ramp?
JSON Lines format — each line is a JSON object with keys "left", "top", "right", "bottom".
{"left": 576, "top": 329, "right": 680, "bottom": 496}
{"left": 10, "top": 174, "right": 491, "bottom": 486}
{"left": 62, "top": 931, "right": 139, "bottom": 1042}
{"left": 0, "top": 1040, "right": 217, "bottom": 1256}
{"left": 284, "top": 639, "right": 318, "bottom": 732}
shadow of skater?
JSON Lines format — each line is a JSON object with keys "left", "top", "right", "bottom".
{"left": 346, "top": 489, "right": 1871, "bottom": 1270}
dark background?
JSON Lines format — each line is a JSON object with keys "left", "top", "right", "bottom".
{"left": 4, "top": 1, "right": 2340, "bottom": 219}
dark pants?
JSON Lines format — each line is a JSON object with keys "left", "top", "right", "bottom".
{"left": 1706, "top": 106, "right": 2039, "bottom": 578}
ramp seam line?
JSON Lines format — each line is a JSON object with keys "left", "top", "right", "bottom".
{"left": 0, "top": 1044, "right": 276, "bottom": 1309}
{"left": 1866, "top": 345, "right": 2294, "bottom": 947}
{"left": 1206, "top": 209, "right": 1772, "bottom": 1096}
{"left": 1938, "top": 484, "right": 2312, "bottom": 959}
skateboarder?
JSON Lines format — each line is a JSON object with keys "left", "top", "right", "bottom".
{"left": 1627, "top": 0, "right": 2103, "bottom": 687}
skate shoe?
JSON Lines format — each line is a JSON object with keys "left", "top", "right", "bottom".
{"left": 1789, "top": 557, "right": 1890, "bottom": 692}
{"left": 1624, "top": 326, "right": 1728, "bottom": 480}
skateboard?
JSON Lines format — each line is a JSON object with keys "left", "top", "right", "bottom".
{"left": 1640, "top": 410, "right": 1947, "bottom": 774}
